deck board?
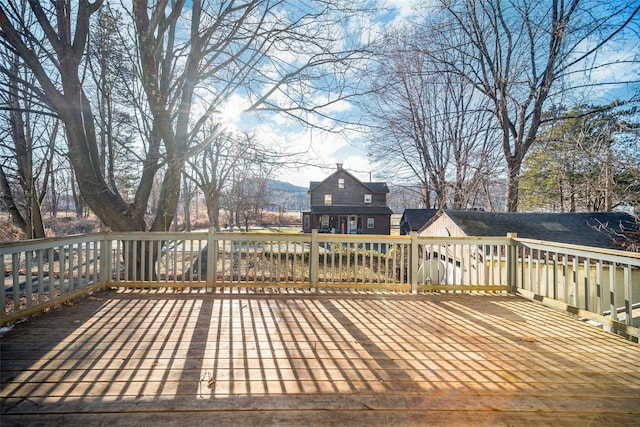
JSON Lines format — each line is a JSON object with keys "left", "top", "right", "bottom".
{"left": 2, "top": 289, "right": 640, "bottom": 426}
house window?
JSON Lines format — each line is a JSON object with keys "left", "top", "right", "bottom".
{"left": 364, "top": 194, "right": 372, "bottom": 204}
{"left": 324, "top": 194, "right": 332, "bottom": 206}
{"left": 338, "top": 178, "right": 344, "bottom": 189}
{"left": 367, "top": 217, "right": 375, "bottom": 228}
{"left": 322, "top": 215, "right": 329, "bottom": 227}
{"left": 303, "top": 214, "right": 310, "bottom": 229}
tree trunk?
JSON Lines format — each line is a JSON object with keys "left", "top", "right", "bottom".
{"left": 570, "top": 184, "right": 576, "bottom": 213}
{"left": 422, "top": 181, "right": 432, "bottom": 209}
{"left": 71, "top": 177, "right": 84, "bottom": 219}
{"left": 204, "top": 190, "right": 220, "bottom": 230}
{"left": 25, "top": 186, "right": 46, "bottom": 239}
{"left": 6, "top": 54, "right": 47, "bottom": 239}
{"left": 60, "top": 91, "right": 140, "bottom": 230}
{"left": 605, "top": 144, "right": 613, "bottom": 211}
{"left": 49, "top": 165, "right": 58, "bottom": 217}
{"left": 505, "top": 156, "right": 523, "bottom": 213}
{"left": 0, "top": 167, "right": 27, "bottom": 232}
{"left": 149, "top": 160, "right": 183, "bottom": 232}
{"left": 183, "top": 174, "right": 191, "bottom": 232}
{"left": 558, "top": 178, "right": 565, "bottom": 212}
{"left": 452, "top": 177, "right": 466, "bottom": 210}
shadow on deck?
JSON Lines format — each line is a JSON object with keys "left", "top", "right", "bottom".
{"left": 1, "top": 289, "right": 640, "bottom": 426}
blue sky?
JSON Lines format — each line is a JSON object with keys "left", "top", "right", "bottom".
{"left": 218, "top": 0, "right": 639, "bottom": 188}
{"left": 216, "top": 0, "right": 416, "bottom": 187}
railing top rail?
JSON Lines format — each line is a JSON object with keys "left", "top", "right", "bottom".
{"left": 317, "top": 233, "right": 410, "bottom": 244}
{"left": 514, "top": 237, "right": 640, "bottom": 263}
{"left": 215, "top": 232, "right": 309, "bottom": 242}
{"left": 514, "top": 236, "right": 640, "bottom": 258}
{"left": 0, "top": 233, "right": 103, "bottom": 254}
{"left": 106, "top": 231, "right": 209, "bottom": 240}
{"left": 3, "top": 231, "right": 635, "bottom": 256}
{"left": 417, "top": 235, "right": 511, "bottom": 245}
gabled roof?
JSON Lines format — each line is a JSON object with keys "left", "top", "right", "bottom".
{"left": 424, "top": 210, "right": 637, "bottom": 249}
{"left": 309, "top": 168, "right": 389, "bottom": 194}
{"left": 400, "top": 209, "right": 439, "bottom": 232}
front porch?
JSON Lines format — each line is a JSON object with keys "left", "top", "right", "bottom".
{"left": 315, "top": 213, "right": 363, "bottom": 234}
{"left": 2, "top": 289, "right": 639, "bottom": 426}
{"left": 303, "top": 208, "right": 392, "bottom": 235}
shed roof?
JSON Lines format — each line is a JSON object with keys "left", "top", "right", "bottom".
{"left": 426, "top": 210, "right": 637, "bottom": 249}
{"left": 400, "top": 209, "right": 439, "bottom": 232}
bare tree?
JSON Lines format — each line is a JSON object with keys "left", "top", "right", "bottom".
{"left": 367, "top": 31, "right": 500, "bottom": 210}
{"left": 0, "top": 0, "right": 135, "bottom": 229}
{"left": 0, "top": 0, "right": 375, "bottom": 234}
{"left": 130, "top": 0, "right": 375, "bottom": 233}
{"left": 222, "top": 150, "right": 276, "bottom": 231}
{"left": 186, "top": 126, "right": 295, "bottom": 229}
{"left": 593, "top": 215, "right": 640, "bottom": 252}
{"left": 0, "top": 44, "right": 56, "bottom": 239}
{"left": 427, "top": 0, "right": 640, "bottom": 211}
{"left": 185, "top": 130, "right": 246, "bottom": 230}
{"left": 87, "top": 5, "right": 138, "bottom": 197}
{"left": 1, "top": 1, "right": 375, "bottom": 277}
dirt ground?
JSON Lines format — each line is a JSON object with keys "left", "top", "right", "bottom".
{"left": 0, "top": 213, "right": 101, "bottom": 243}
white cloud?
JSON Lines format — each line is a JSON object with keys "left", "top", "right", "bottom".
{"left": 341, "top": 154, "right": 375, "bottom": 182}
{"left": 219, "top": 93, "right": 249, "bottom": 127}
{"left": 203, "top": 1, "right": 417, "bottom": 187}
{"left": 384, "top": 0, "right": 415, "bottom": 18}
{"left": 267, "top": 123, "right": 371, "bottom": 186}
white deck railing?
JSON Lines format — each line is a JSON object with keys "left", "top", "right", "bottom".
{"left": 2, "top": 230, "right": 639, "bottom": 340}
{"left": 512, "top": 237, "right": 640, "bottom": 339}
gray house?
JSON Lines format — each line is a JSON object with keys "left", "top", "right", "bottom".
{"left": 302, "top": 164, "right": 393, "bottom": 235}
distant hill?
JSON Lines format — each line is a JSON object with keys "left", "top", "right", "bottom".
{"left": 268, "top": 180, "right": 307, "bottom": 193}
{"left": 268, "top": 180, "right": 309, "bottom": 211}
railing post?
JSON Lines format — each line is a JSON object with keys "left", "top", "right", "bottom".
{"left": 624, "top": 264, "right": 636, "bottom": 328}
{"left": 506, "top": 233, "right": 518, "bottom": 293}
{"left": 100, "top": 232, "right": 112, "bottom": 288}
{"left": 310, "top": 229, "right": 319, "bottom": 292}
{"left": 410, "top": 232, "right": 418, "bottom": 294}
{"left": 207, "top": 227, "right": 217, "bottom": 292}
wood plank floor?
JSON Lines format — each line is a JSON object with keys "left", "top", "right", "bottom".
{"left": 2, "top": 289, "right": 640, "bottom": 426}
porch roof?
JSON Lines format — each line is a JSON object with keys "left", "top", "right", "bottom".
{"left": 310, "top": 205, "right": 394, "bottom": 215}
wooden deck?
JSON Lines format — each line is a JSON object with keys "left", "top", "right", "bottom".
{"left": 1, "top": 289, "right": 639, "bottom": 426}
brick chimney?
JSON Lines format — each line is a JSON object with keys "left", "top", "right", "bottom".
{"left": 336, "top": 163, "right": 343, "bottom": 170}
